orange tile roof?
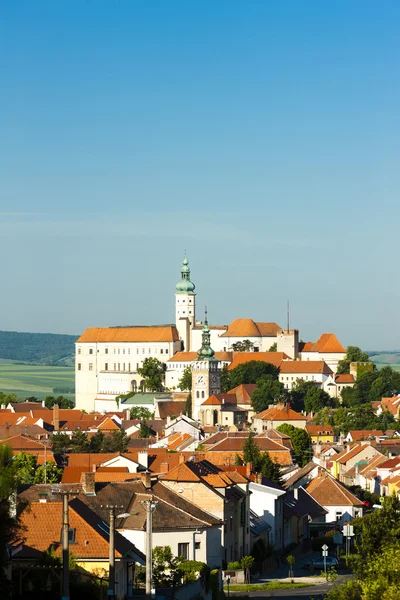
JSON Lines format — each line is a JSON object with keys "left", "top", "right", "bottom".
{"left": 348, "top": 430, "right": 383, "bottom": 440}
{"left": 67, "top": 452, "right": 121, "bottom": 468}
{"left": 298, "top": 342, "right": 315, "bottom": 352}
{"left": 168, "top": 433, "right": 192, "bottom": 451}
{"left": 1, "top": 434, "right": 48, "bottom": 450}
{"left": 97, "top": 417, "right": 120, "bottom": 431}
{"left": 159, "top": 463, "right": 201, "bottom": 482}
{"left": 221, "top": 319, "right": 281, "bottom": 338}
{"left": 226, "top": 384, "right": 257, "bottom": 405}
{"left": 254, "top": 405, "right": 306, "bottom": 421}
{"left": 306, "top": 473, "right": 364, "bottom": 507}
{"left": 77, "top": 325, "right": 179, "bottom": 343}
{"left": 303, "top": 333, "right": 345, "bottom": 354}
{"left": 336, "top": 444, "right": 368, "bottom": 464}
{"left": 279, "top": 361, "right": 333, "bottom": 375}
{"left": 381, "top": 396, "right": 400, "bottom": 416}
{"left": 227, "top": 352, "right": 288, "bottom": 371}
{"left": 201, "top": 395, "right": 222, "bottom": 406}
{"left": 335, "top": 374, "right": 355, "bottom": 384}
{"left": 16, "top": 502, "right": 124, "bottom": 559}
{"left": 306, "top": 425, "right": 334, "bottom": 435}
{"left": 94, "top": 472, "right": 139, "bottom": 482}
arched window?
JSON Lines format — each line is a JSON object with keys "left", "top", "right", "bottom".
{"left": 201, "top": 391, "right": 205, "bottom": 399}
{"left": 196, "top": 391, "right": 200, "bottom": 399}
{"left": 140, "top": 380, "right": 145, "bottom": 392}
{"left": 131, "top": 380, "right": 137, "bottom": 392}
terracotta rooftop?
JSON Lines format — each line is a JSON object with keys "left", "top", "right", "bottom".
{"left": 221, "top": 319, "right": 281, "bottom": 338}
{"left": 226, "top": 384, "right": 257, "bottom": 406}
{"left": 227, "top": 352, "right": 288, "bottom": 371}
{"left": 77, "top": 325, "right": 179, "bottom": 343}
{"left": 306, "top": 473, "right": 364, "bottom": 507}
{"left": 335, "top": 444, "right": 367, "bottom": 464}
{"left": 158, "top": 462, "right": 201, "bottom": 482}
{"left": 307, "top": 333, "right": 346, "bottom": 354}
{"left": 201, "top": 395, "right": 222, "bottom": 406}
{"left": 348, "top": 430, "right": 383, "bottom": 441}
{"left": 335, "top": 374, "right": 355, "bottom": 384}
{"left": 279, "top": 361, "right": 333, "bottom": 375}
{"left": 306, "top": 425, "right": 334, "bottom": 435}
{"left": 254, "top": 405, "right": 306, "bottom": 421}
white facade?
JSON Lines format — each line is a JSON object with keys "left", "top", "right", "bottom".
{"left": 249, "top": 481, "right": 285, "bottom": 550}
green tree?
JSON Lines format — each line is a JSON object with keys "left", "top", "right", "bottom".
{"left": 240, "top": 555, "right": 255, "bottom": 584}
{"left": 228, "top": 360, "right": 280, "bottom": 388}
{"left": 34, "top": 462, "right": 62, "bottom": 484}
{"left": 138, "top": 357, "right": 165, "bottom": 392}
{"left": 337, "top": 346, "right": 370, "bottom": 374}
{"left": 44, "top": 395, "right": 75, "bottom": 409}
{"left": 101, "top": 429, "right": 129, "bottom": 453}
{"left": 220, "top": 363, "right": 231, "bottom": 393}
{"left": 242, "top": 430, "right": 261, "bottom": 466}
{"left": 178, "top": 365, "right": 193, "bottom": 391}
{"left": 129, "top": 407, "right": 154, "bottom": 420}
{"left": 138, "top": 420, "right": 151, "bottom": 439}
{"left": 50, "top": 432, "right": 71, "bottom": 455}
{"left": 184, "top": 392, "right": 192, "bottom": 417}
{"left": 268, "top": 342, "right": 277, "bottom": 352}
{"left": 251, "top": 376, "right": 285, "bottom": 413}
{"left": 152, "top": 546, "right": 183, "bottom": 588}
{"left": 259, "top": 452, "right": 282, "bottom": 484}
{"left": 89, "top": 430, "right": 105, "bottom": 453}
{"left": 13, "top": 451, "right": 38, "bottom": 484}
{"left": 324, "top": 580, "right": 362, "bottom": 600}
{"left": 70, "top": 429, "right": 90, "bottom": 453}
{"left": 276, "top": 424, "right": 311, "bottom": 466}
{"left": 0, "top": 444, "right": 20, "bottom": 595}
{"left": 303, "top": 385, "right": 332, "bottom": 414}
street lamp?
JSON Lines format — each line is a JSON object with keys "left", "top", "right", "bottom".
{"left": 225, "top": 574, "right": 231, "bottom": 598}
{"left": 101, "top": 504, "right": 123, "bottom": 599}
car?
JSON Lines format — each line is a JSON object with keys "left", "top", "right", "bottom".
{"left": 302, "top": 556, "right": 339, "bottom": 570}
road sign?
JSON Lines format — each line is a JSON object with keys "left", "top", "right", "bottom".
{"left": 333, "top": 533, "right": 343, "bottom": 545}
{"left": 343, "top": 525, "right": 354, "bottom": 537}
{"left": 321, "top": 544, "right": 329, "bottom": 550}
{"left": 322, "top": 550, "right": 328, "bottom": 556}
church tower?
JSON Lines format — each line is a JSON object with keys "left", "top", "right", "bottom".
{"left": 192, "top": 310, "right": 221, "bottom": 420}
{"left": 175, "top": 255, "right": 196, "bottom": 351}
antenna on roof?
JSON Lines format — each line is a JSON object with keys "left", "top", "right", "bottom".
{"left": 287, "top": 300, "right": 290, "bottom": 333}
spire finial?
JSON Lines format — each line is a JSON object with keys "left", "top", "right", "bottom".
{"left": 204, "top": 305, "right": 208, "bottom": 325}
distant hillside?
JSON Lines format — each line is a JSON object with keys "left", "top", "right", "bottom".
{"left": 368, "top": 351, "right": 400, "bottom": 365}
{"left": 0, "top": 331, "right": 78, "bottom": 366}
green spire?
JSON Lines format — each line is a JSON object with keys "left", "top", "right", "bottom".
{"left": 196, "top": 307, "right": 216, "bottom": 361}
{"left": 176, "top": 254, "right": 195, "bottom": 294}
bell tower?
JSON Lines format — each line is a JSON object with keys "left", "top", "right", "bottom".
{"left": 175, "top": 255, "right": 196, "bottom": 351}
{"left": 192, "top": 309, "right": 221, "bottom": 420}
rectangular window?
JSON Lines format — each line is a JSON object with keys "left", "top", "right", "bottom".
{"left": 128, "top": 349, "right": 130, "bottom": 354}
{"left": 77, "top": 348, "right": 81, "bottom": 355}
{"left": 89, "top": 348, "right": 93, "bottom": 355}
{"left": 123, "top": 349, "right": 125, "bottom": 355}
{"left": 78, "top": 363, "right": 81, "bottom": 371}
{"left": 142, "top": 348, "right": 145, "bottom": 354}
{"left": 195, "top": 541, "right": 200, "bottom": 550}
{"left": 165, "top": 349, "right": 169, "bottom": 355}
{"left": 105, "top": 348, "right": 108, "bottom": 354}
{"left": 128, "top": 363, "right": 131, "bottom": 371}
{"left": 68, "top": 528, "right": 76, "bottom": 543}
{"left": 160, "top": 349, "right": 163, "bottom": 354}
{"left": 105, "top": 363, "right": 108, "bottom": 371}
{"left": 89, "top": 363, "right": 93, "bottom": 371}
{"left": 178, "top": 543, "right": 189, "bottom": 560}
{"left": 114, "top": 363, "right": 116, "bottom": 370}
{"left": 136, "top": 348, "right": 139, "bottom": 354}
{"left": 148, "top": 348, "right": 151, "bottom": 354}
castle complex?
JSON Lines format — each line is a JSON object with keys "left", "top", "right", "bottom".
{"left": 75, "top": 256, "right": 346, "bottom": 414}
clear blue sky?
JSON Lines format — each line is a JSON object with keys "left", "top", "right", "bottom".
{"left": 1, "top": 1, "right": 399, "bottom": 350}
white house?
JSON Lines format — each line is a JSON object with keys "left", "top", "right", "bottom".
{"left": 249, "top": 478, "right": 286, "bottom": 549}
{"left": 305, "top": 472, "right": 364, "bottom": 523}
{"left": 278, "top": 361, "right": 333, "bottom": 391}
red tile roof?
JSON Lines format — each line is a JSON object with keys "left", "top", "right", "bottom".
{"left": 227, "top": 352, "right": 288, "bottom": 371}
{"left": 306, "top": 473, "right": 364, "bottom": 507}
{"left": 254, "top": 405, "right": 306, "bottom": 422}
{"left": 77, "top": 325, "right": 179, "bottom": 343}
{"left": 279, "top": 361, "right": 333, "bottom": 375}
{"left": 301, "top": 333, "right": 345, "bottom": 354}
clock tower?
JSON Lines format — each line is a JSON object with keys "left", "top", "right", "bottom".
{"left": 192, "top": 310, "right": 221, "bottom": 420}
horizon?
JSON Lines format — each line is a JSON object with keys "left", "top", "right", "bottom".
{"left": 1, "top": 1, "right": 399, "bottom": 349}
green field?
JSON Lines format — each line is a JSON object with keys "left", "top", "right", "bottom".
{"left": 0, "top": 359, "right": 75, "bottom": 402}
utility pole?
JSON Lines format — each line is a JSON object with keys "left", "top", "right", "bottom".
{"left": 53, "top": 489, "right": 78, "bottom": 600}
{"left": 140, "top": 499, "right": 158, "bottom": 599}
{"left": 101, "top": 505, "right": 123, "bottom": 599}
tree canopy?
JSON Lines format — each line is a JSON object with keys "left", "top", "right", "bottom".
{"left": 276, "top": 424, "right": 311, "bottom": 466}
{"left": 241, "top": 431, "right": 282, "bottom": 484}
{"left": 251, "top": 377, "right": 285, "bottom": 413}
{"left": 289, "top": 379, "right": 334, "bottom": 413}
{"left": 178, "top": 365, "right": 192, "bottom": 392}
{"left": 228, "top": 360, "right": 280, "bottom": 389}
{"left": 337, "top": 346, "right": 370, "bottom": 374}
{"left": 231, "top": 340, "right": 254, "bottom": 352}
{"left": 138, "top": 357, "right": 165, "bottom": 392}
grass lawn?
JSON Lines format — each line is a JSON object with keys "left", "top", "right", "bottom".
{"left": 0, "top": 359, "right": 75, "bottom": 402}
{"left": 224, "top": 582, "right": 313, "bottom": 592}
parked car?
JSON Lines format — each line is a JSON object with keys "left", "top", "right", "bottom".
{"left": 302, "top": 556, "right": 339, "bottom": 570}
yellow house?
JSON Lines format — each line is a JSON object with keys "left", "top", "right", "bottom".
{"left": 306, "top": 425, "right": 335, "bottom": 445}
{"left": 13, "top": 497, "right": 145, "bottom": 599}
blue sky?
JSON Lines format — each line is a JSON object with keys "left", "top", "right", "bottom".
{"left": 1, "top": 1, "right": 399, "bottom": 349}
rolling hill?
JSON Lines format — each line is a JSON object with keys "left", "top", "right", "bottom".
{"left": 0, "top": 330, "right": 78, "bottom": 366}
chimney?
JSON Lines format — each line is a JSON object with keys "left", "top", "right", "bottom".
{"left": 160, "top": 461, "right": 168, "bottom": 473}
{"left": 125, "top": 409, "right": 130, "bottom": 421}
{"left": 179, "top": 454, "right": 185, "bottom": 464}
{"left": 1, "top": 404, "right": 5, "bottom": 410}
{"left": 92, "top": 464, "right": 97, "bottom": 472}
{"left": 246, "top": 462, "right": 252, "bottom": 479}
{"left": 138, "top": 450, "right": 148, "bottom": 470}
{"left": 53, "top": 404, "right": 60, "bottom": 432}
{"left": 39, "top": 493, "right": 48, "bottom": 503}
{"left": 80, "top": 471, "right": 96, "bottom": 496}
{"left": 142, "top": 471, "right": 152, "bottom": 490}
{"left": 41, "top": 399, "right": 45, "bottom": 408}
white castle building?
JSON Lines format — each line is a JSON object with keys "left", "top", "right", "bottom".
{"left": 75, "top": 256, "right": 345, "bottom": 413}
